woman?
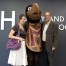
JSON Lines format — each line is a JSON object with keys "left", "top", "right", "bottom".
{"left": 7, "top": 14, "right": 28, "bottom": 66}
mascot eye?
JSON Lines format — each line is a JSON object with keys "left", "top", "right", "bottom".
{"left": 28, "top": 7, "right": 31, "bottom": 10}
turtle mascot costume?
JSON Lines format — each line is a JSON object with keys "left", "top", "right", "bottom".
{"left": 25, "top": 3, "right": 42, "bottom": 66}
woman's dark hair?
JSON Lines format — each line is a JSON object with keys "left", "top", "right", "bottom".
{"left": 19, "top": 14, "right": 25, "bottom": 21}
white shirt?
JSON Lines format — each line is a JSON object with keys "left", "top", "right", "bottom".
{"left": 42, "top": 21, "right": 51, "bottom": 41}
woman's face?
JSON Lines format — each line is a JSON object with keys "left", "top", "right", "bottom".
{"left": 19, "top": 16, "right": 27, "bottom": 25}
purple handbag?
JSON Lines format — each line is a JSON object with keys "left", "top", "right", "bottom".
{"left": 6, "top": 25, "right": 21, "bottom": 50}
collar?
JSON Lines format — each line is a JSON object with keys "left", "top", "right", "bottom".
{"left": 45, "top": 20, "right": 51, "bottom": 25}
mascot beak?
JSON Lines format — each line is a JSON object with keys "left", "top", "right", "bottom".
{"left": 33, "top": 3, "right": 39, "bottom": 10}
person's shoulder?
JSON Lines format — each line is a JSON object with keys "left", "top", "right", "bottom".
{"left": 11, "top": 23, "right": 19, "bottom": 31}
{"left": 51, "top": 21, "right": 58, "bottom": 29}
{"left": 51, "top": 21, "right": 58, "bottom": 26}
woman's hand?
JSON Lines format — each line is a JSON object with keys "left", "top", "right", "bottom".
{"left": 52, "top": 46, "right": 56, "bottom": 51}
{"left": 17, "top": 37, "right": 22, "bottom": 42}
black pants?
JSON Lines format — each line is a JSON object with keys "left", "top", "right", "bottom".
{"left": 27, "top": 48, "right": 40, "bottom": 66}
{"left": 40, "top": 41, "right": 56, "bottom": 66}
{"left": 40, "top": 41, "right": 49, "bottom": 66}
{"left": 47, "top": 51, "right": 56, "bottom": 66}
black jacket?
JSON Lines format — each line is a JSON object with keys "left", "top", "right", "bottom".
{"left": 42, "top": 21, "right": 59, "bottom": 52}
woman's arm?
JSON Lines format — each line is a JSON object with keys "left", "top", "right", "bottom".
{"left": 8, "top": 30, "right": 22, "bottom": 41}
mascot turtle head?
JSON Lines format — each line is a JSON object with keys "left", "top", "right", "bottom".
{"left": 25, "top": 3, "right": 41, "bottom": 23}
